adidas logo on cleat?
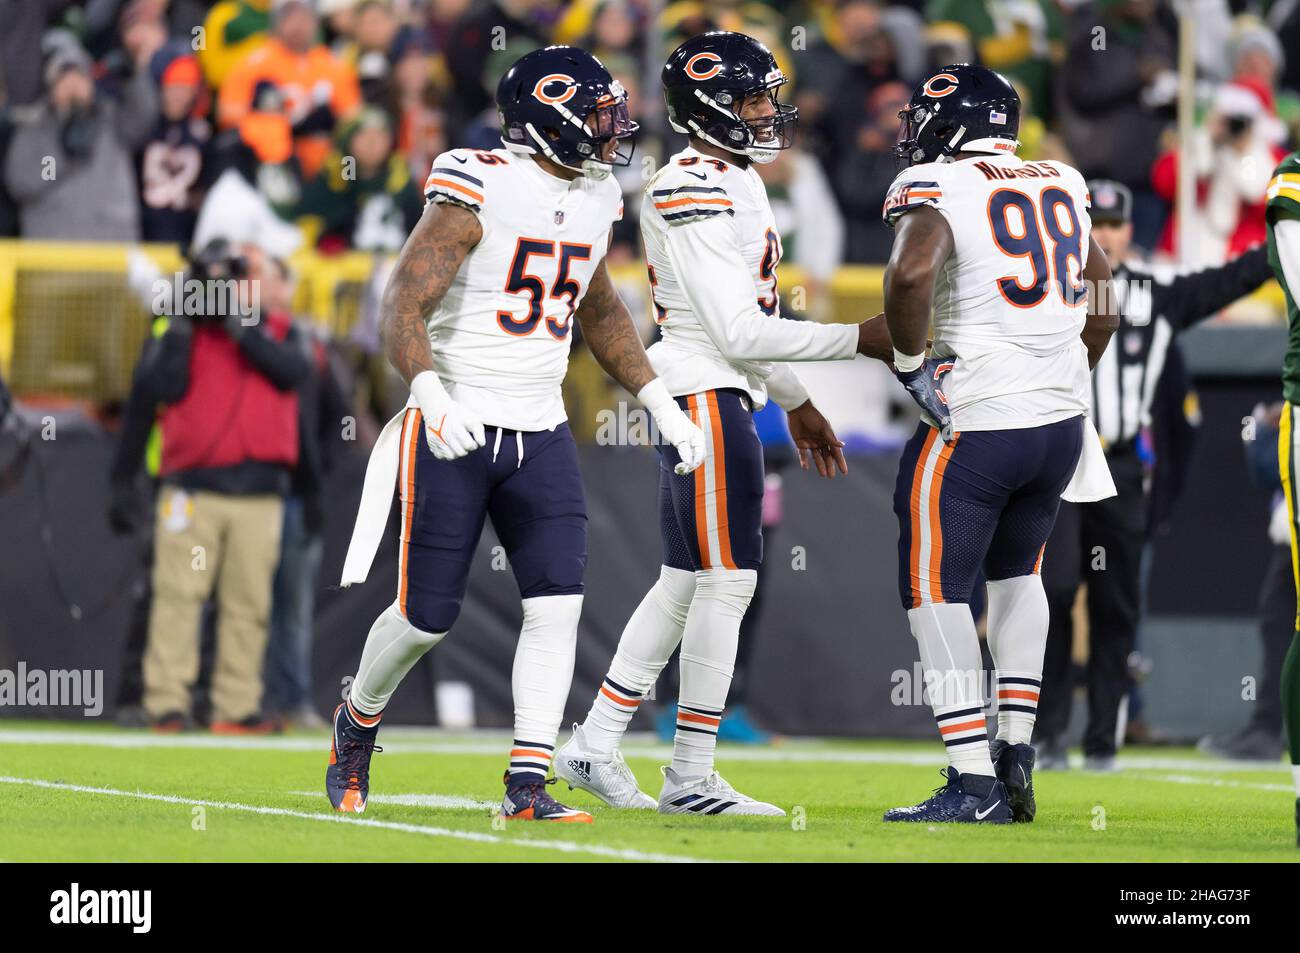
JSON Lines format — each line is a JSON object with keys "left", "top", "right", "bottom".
{"left": 567, "top": 759, "right": 592, "bottom": 782}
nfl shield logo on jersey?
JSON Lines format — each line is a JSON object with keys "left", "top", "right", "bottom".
{"left": 554, "top": 210, "right": 565, "bottom": 225}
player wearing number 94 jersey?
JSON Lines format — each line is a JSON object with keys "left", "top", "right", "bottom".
{"left": 327, "top": 46, "right": 707, "bottom": 824}
{"left": 880, "top": 64, "right": 1120, "bottom": 825}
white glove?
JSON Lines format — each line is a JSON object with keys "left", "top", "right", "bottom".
{"left": 639, "top": 378, "right": 706, "bottom": 475}
{"left": 410, "top": 370, "right": 486, "bottom": 460}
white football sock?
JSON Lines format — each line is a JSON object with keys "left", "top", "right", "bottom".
{"left": 985, "top": 574, "right": 1049, "bottom": 745}
{"left": 348, "top": 601, "right": 446, "bottom": 720}
{"left": 908, "top": 602, "right": 994, "bottom": 777}
{"left": 582, "top": 566, "right": 695, "bottom": 754}
{"left": 672, "top": 568, "right": 756, "bottom": 779}
{"left": 508, "top": 594, "right": 583, "bottom": 783}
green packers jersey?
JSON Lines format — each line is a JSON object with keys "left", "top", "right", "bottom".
{"left": 1269, "top": 152, "right": 1300, "bottom": 403}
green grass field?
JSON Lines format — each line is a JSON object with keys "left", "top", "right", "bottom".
{"left": 2, "top": 721, "right": 1297, "bottom": 862}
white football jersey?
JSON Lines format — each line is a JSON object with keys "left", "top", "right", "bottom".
{"left": 641, "top": 146, "right": 857, "bottom": 410}
{"left": 883, "top": 153, "right": 1094, "bottom": 432}
{"left": 422, "top": 147, "right": 623, "bottom": 431}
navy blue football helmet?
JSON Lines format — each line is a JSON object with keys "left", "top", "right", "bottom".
{"left": 497, "top": 46, "right": 637, "bottom": 180}
{"left": 662, "top": 31, "right": 796, "bottom": 164}
{"left": 896, "top": 64, "right": 1020, "bottom": 167}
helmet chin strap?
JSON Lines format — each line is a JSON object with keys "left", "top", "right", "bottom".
{"left": 684, "top": 116, "right": 782, "bottom": 163}
{"left": 685, "top": 117, "right": 749, "bottom": 159}
{"left": 516, "top": 122, "right": 613, "bottom": 180}
{"left": 686, "top": 86, "right": 788, "bottom": 163}
{"left": 942, "top": 124, "right": 967, "bottom": 156}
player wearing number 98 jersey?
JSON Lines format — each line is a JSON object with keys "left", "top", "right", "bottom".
{"left": 880, "top": 64, "right": 1120, "bottom": 826}
{"left": 327, "top": 46, "right": 708, "bottom": 824}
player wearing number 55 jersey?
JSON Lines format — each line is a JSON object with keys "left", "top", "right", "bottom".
{"left": 879, "top": 65, "right": 1119, "bottom": 825}
{"left": 557, "top": 32, "right": 895, "bottom": 816}
{"left": 326, "top": 46, "right": 707, "bottom": 823}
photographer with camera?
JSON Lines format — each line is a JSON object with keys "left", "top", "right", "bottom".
{"left": 1152, "top": 77, "right": 1288, "bottom": 266}
{"left": 137, "top": 239, "right": 310, "bottom": 733}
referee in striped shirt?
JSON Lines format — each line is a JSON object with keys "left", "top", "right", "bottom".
{"left": 1034, "top": 180, "right": 1273, "bottom": 770}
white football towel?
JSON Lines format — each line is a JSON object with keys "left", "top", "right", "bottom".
{"left": 341, "top": 399, "right": 416, "bottom": 586}
{"left": 1061, "top": 416, "right": 1117, "bottom": 503}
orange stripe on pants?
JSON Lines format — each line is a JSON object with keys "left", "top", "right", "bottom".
{"left": 908, "top": 428, "right": 938, "bottom": 608}
{"left": 705, "top": 390, "right": 736, "bottom": 570}
{"left": 397, "top": 408, "right": 421, "bottom": 617}
{"left": 925, "top": 436, "right": 957, "bottom": 605}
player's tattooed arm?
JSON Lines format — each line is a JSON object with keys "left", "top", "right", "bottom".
{"left": 883, "top": 206, "right": 954, "bottom": 356}
{"left": 1080, "top": 234, "right": 1120, "bottom": 369}
{"left": 575, "top": 255, "right": 657, "bottom": 394}
{"left": 380, "top": 201, "right": 483, "bottom": 384}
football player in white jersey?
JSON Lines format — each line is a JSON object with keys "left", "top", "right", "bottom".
{"left": 878, "top": 65, "right": 1119, "bottom": 824}
{"left": 326, "top": 46, "right": 708, "bottom": 823}
{"left": 556, "top": 32, "right": 895, "bottom": 815}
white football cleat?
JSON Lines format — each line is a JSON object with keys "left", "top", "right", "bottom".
{"left": 554, "top": 724, "right": 657, "bottom": 809}
{"left": 657, "top": 766, "right": 785, "bottom": 816}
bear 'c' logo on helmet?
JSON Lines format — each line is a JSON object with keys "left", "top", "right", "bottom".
{"left": 532, "top": 74, "right": 578, "bottom": 105}
{"left": 922, "top": 73, "right": 959, "bottom": 98}
{"left": 684, "top": 52, "right": 724, "bottom": 81}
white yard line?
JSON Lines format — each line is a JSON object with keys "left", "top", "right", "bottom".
{"left": 0, "top": 727, "right": 1289, "bottom": 775}
{"left": 0, "top": 776, "right": 715, "bottom": 864}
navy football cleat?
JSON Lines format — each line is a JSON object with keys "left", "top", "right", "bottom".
{"left": 990, "top": 739, "right": 1037, "bottom": 823}
{"left": 326, "top": 704, "right": 382, "bottom": 814}
{"left": 883, "top": 767, "right": 1013, "bottom": 824}
{"left": 500, "top": 772, "right": 593, "bottom": 823}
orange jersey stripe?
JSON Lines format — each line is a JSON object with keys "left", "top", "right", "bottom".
{"left": 706, "top": 390, "right": 736, "bottom": 570}
{"left": 908, "top": 428, "right": 938, "bottom": 608}
{"left": 653, "top": 196, "right": 734, "bottom": 210}
{"left": 678, "top": 711, "right": 722, "bottom": 726}
{"left": 425, "top": 177, "right": 484, "bottom": 203}
{"left": 938, "top": 718, "right": 986, "bottom": 736}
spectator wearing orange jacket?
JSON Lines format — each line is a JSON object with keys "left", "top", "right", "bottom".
{"left": 218, "top": 0, "right": 360, "bottom": 180}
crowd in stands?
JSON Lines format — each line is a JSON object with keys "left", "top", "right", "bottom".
{"left": 1, "top": 0, "right": 1298, "bottom": 269}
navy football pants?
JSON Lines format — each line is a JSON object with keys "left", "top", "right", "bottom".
{"left": 893, "top": 416, "right": 1084, "bottom": 609}
{"left": 657, "top": 388, "right": 764, "bottom": 572}
{"left": 395, "top": 409, "right": 586, "bottom": 633}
